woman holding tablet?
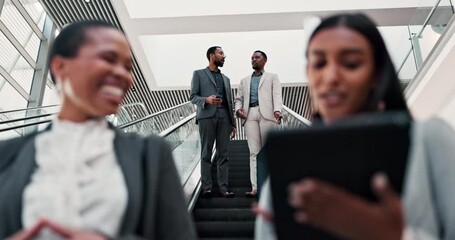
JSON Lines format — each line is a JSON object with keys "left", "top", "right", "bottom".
{"left": 256, "top": 13, "right": 455, "bottom": 240}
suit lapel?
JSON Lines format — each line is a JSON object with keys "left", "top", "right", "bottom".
{"left": 223, "top": 75, "right": 234, "bottom": 110}
{"left": 259, "top": 72, "right": 268, "bottom": 88}
{"left": 245, "top": 76, "right": 251, "bottom": 107}
{"left": 114, "top": 130, "right": 144, "bottom": 233}
{"left": 204, "top": 67, "right": 217, "bottom": 87}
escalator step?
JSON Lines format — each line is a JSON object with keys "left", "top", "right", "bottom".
{"left": 226, "top": 179, "right": 251, "bottom": 187}
{"left": 199, "top": 238, "right": 253, "bottom": 240}
{"left": 196, "top": 197, "right": 254, "bottom": 208}
{"left": 193, "top": 208, "right": 255, "bottom": 221}
{"left": 196, "top": 221, "right": 255, "bottom": 238}
{"left": 194, "top": 140, "right": 254, "bottom": 239}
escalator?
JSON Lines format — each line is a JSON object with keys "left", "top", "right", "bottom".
{"left": 193, "top": 140, "right": 255, "bottom": 240}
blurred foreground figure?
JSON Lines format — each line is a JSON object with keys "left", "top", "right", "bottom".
{"left": 0, "top": 20, "right": 196, "bottom": 240}
{"left": 256, "top": 13, "right": 455, "bottom": 240}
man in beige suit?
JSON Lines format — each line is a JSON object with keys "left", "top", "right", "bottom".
{"left": 235, "top": 50, "right": 283, "bottom": 197}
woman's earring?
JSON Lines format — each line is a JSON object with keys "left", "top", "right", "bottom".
{"left": 56, "top": 82, "right": 62, "bottom": 92}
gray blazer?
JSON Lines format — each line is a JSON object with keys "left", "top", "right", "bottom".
{"left": 404, "top": 118, "right": 455, "bottom": 240}
{"left": 189, "top": 67, "right": 236, "bottom": 127}
{"left": 0, "top": 127, "right": 196, "bottom": 240}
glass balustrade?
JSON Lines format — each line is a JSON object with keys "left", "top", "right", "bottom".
{"left": 397, "top": 0, "right": 454, "bottom": 83}
{"left": 119, "top": 102, "right": 196, "bottom": 136}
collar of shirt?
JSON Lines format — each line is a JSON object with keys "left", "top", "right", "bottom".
{"left": 251, "top": 70, "right": 264, "bottom": 77}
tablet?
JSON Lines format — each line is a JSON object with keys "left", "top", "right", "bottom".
{"left": 265, "top": 111, "right": 411, "bottom": 240}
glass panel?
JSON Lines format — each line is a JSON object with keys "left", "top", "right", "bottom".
{"left": 0, "top": 76, "right": 27, "bottom": 112}
{"left": 397, "top": 49, "right": 417, "bottom": 82}
{"left": 397, "top": 0, "right": 454, "bottom": 79}
{"left": 164, "top": 118, "right": 200, "bottom": 185}
{"left": 117, "top": 104, "right": 199, "bottom": 185}
{"left": 378, "top": 26, "right": 417, "bottom": 80}
{"left": 19, "top": 0, "right": 46, "bottom": 31}
{"left": 24, "top": 30, "right": 40, "bottom": 61}
{"left": 416, "top": 0, "right": 454, "bottom": 62}
{"left": 42, "top": 75, "right": 60, "bottom": 106}
{"left": 0, "top": 30, "right": 21, "bottom": 71}
{"left": 10, "top": 56, "right": 34, "bottom": 93}
{"left": 0, "top": 0, "right": 41, "bottom": 60}
{"left": 118, "top": 102, "right": 196, "bottom": 133}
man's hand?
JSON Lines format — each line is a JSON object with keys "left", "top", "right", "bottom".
{"left": 236, "top": 109, "right": 247, "bottom": 119}
{"left": 274, "top": 111, "right": 282, "bottom": 124}
{"left": 230, "top": 127, "right": 236, "bottom": 139}
{"left": 205, "top": 95, "right": 222, "bottom": 106}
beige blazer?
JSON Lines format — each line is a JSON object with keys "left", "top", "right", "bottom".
{"left": 235, "top": 72, "right": 283, "bottom": 125}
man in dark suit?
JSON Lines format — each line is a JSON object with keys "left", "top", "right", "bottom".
{"left": 190, "top": 46, "right": 236, "bottom": 198}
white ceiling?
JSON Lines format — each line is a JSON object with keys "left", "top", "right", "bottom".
{"left": 111, "top": 0, "right": 441, "bottom": 90}
{"left": 122, "top": 0, "right": 436, "bottom": 18}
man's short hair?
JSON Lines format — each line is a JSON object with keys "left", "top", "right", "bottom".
{"left": 254, "top": 50, "right": 267, "bottom": 60}
{"left": 207, "top": 46, "right": 221, "bottom": 60}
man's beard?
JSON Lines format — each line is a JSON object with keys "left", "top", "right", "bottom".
{"left": 215, "top": 59, "right": 224, "bottom": 67}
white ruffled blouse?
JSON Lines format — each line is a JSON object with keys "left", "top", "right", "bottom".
{"left": 22, "top": 118, "right": 127, "bottom": 239}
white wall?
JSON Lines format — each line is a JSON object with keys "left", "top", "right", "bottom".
{"left": 140, "top": 30, "right": 307, "bottom": 88}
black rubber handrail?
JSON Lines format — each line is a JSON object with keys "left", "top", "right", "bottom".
{"left": 1, "top": 102, "right": 194, "bottom": 133}
{"left": 0, "top": 113, "right": 55, "bottom": 125}
{"left": 0, "top": 104, "right": 59, "bottom": 115}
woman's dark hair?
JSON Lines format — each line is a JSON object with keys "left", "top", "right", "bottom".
{"left": 308, "top": 13, "right": 409, "bottom": 115}
{"left": 48, "top": 20, "right": 118, "bottom": 83}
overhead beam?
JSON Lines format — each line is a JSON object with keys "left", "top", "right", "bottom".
{"left": 125, "top": 7, "right": 453, "bottom": 35}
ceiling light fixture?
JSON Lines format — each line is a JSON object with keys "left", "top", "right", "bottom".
{"left": 84, "top": 0, "right": 91, "bottom": 3}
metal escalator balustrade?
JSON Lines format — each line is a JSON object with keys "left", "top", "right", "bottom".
{"left": 117, "top": 101, "right": 196, "bottom": 135}
{"left": 281, "top": 105, "right": 312, "bottom": 129}
{"left": 0, "top": 101, "right": 195, "bottom": 139}
{"left": 0, "top": 104, "right": 60, "bottom": 140}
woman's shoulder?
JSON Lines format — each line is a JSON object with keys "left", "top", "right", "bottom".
{"left": 0, "top": 133, "right": 39, "bottom": 152}
{"left": 0, "top": 133, "right": 39, "bottom": 172}
{"left": 414, "top": 117, "right": 455, "bottom": 141}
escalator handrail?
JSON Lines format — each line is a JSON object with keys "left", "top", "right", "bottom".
{"left": 0, "top": 113, "right": 55, "bottom": 125}
{"left": 118, "top": 101, "right": 192, "bottom": 129}
{"left": 157, "top": 113, "right": 196, "bottom": 138}
{"left": 0, "top": 119, "right": 51, "bottom": 132}
{"left": 0, "top": 102, "right": 195, "bottom": 133}
{"left": 282, "top": 105, "right": 312, "bottom": 126}
{"left": 0, "top": 104, "right": 59, "bottom": 115}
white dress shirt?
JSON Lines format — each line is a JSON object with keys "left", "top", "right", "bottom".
{"left": 22, "top": 118, "right": 127, "bottom": 239}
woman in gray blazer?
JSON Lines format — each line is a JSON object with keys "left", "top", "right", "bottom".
{"left": 0, "top": 20, "right": 195, "bottom": 240}
{"left": 256, "top": 13, "right": 455, "bottom": 240}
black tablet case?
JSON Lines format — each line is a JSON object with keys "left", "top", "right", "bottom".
{"left": 265, "top": 112, "right": 411, "bottom": 240}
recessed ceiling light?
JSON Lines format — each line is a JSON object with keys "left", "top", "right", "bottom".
{"left": 84, "top": 0, "right": 91, "bottom": 3}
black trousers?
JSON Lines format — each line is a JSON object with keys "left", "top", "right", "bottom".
{"left": 198, "top": 108, "right": 231, "bottom": 192}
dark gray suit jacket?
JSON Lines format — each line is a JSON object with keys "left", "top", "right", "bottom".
{"left": 190, "top": 67, "right": 236, "bottom": 127}
{"left": 0, "top": 127, "right": 196, "bottom": 240}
